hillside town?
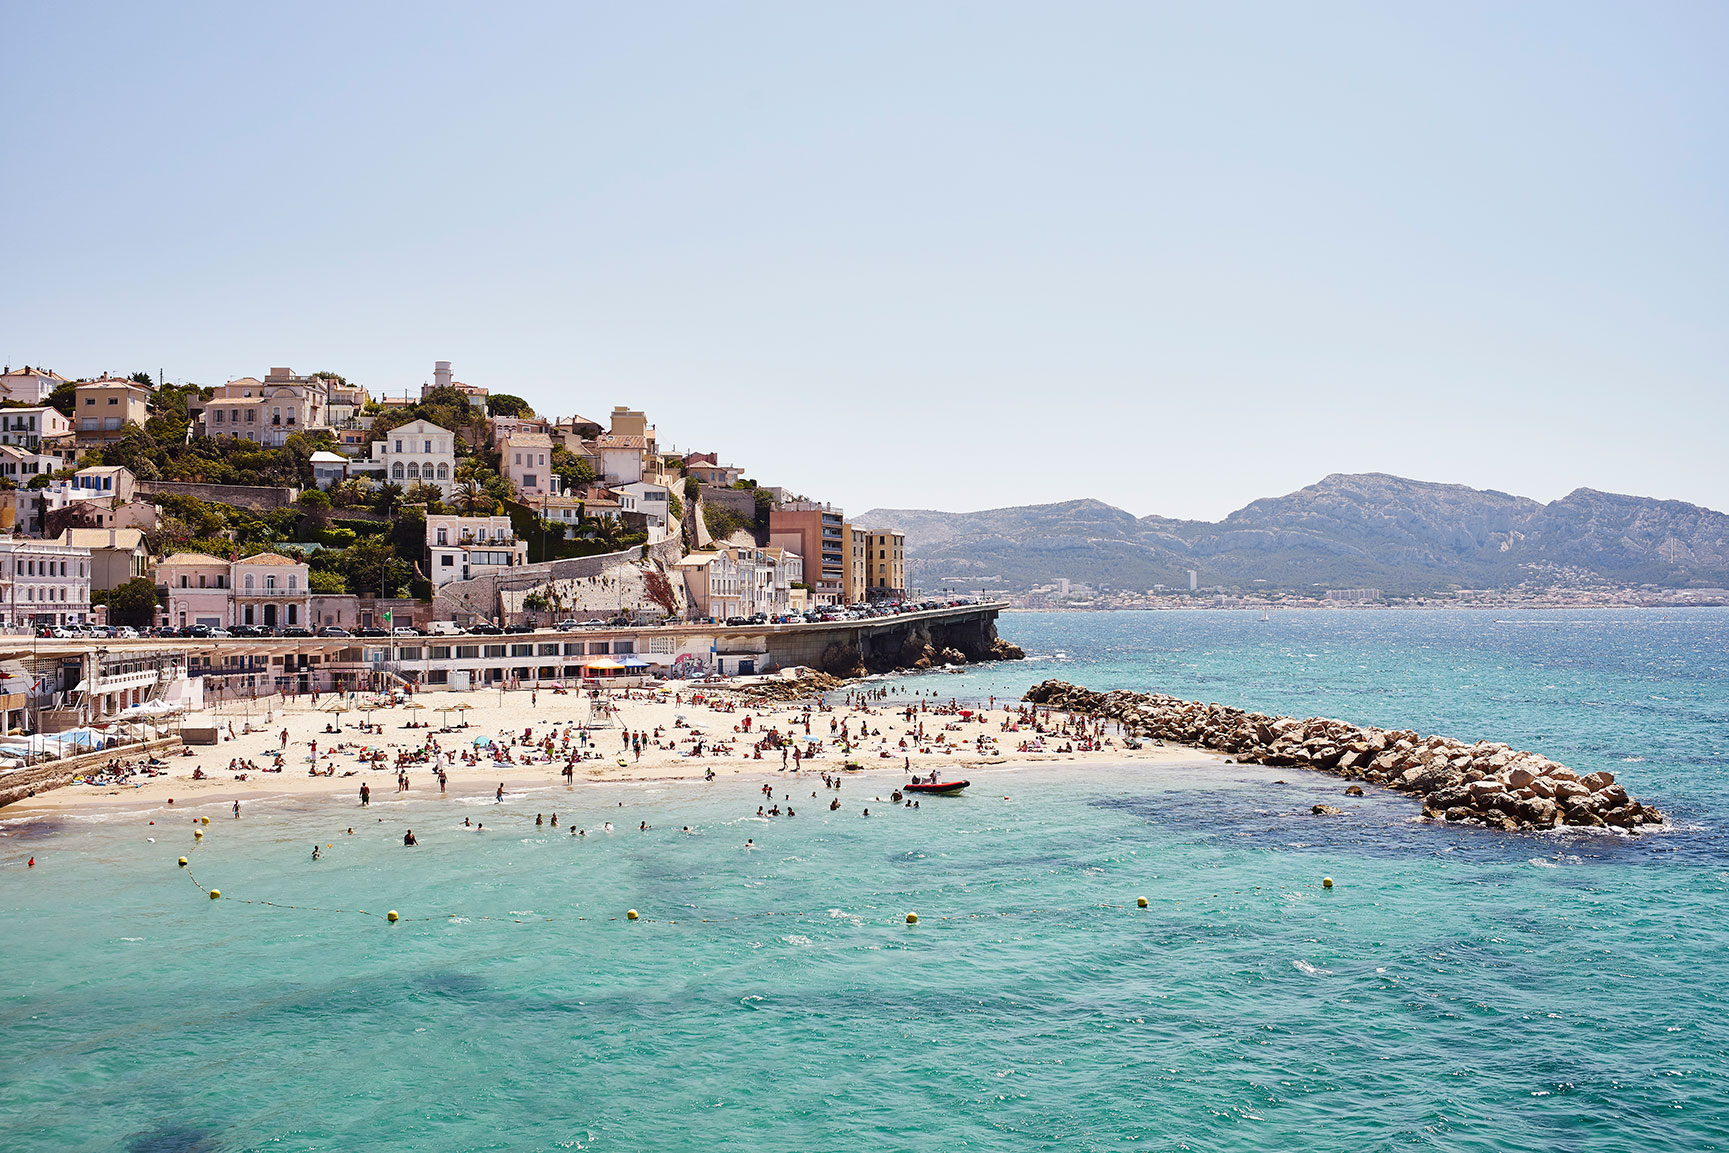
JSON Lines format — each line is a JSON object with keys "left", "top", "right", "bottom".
{"left": 0, "top": 360, "right": 912, "bottom": 642}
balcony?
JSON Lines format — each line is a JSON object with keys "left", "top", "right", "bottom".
{"left": 235, "top": 588, "right": 309, "bottom": 598}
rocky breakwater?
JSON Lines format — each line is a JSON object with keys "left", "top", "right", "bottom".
{"left": 1023, "top": 680, "right": 1664, "bottom": 832}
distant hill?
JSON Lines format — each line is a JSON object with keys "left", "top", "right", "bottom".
{"left": 860, "top": 473, "right": 1729, "bottom": 593}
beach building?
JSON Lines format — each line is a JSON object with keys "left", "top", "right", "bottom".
{"left": 72, "top": 378, "right": 150, "bottom": 446}
{"left": 426, "top": 515, "right": 527, "bottom": 588}
{"left": 0, "top": 365, "right": 67, "bottom": 405}
{"left": 0, "top": 405, "right": 70, "bottom": 450}
{"left": 0, "top": 537, "right": 94, "bottom": 627}
{"left": 372, "top": 419, "right": 456, "bottom": 497}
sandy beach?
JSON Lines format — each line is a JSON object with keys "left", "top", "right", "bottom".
{"left": 3, "top": 679, "right": 1211, "bottom": 821}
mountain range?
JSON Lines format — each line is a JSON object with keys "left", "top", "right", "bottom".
{"left": 860, "top": 473, "right": 1729, "bottom": 594}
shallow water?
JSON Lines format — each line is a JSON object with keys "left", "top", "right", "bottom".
{"left": 4, "top": 609, "right": 1727, "bottom": 1151}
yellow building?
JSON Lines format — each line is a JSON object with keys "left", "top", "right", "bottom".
{"left": 73, "top": 379, "right": 151, "bottom": 445}
{"left": 866, "top": 530, "right": 906, "bottom": 600}
{"left": 841, "top": 523, "right": 869, "bottom": 604}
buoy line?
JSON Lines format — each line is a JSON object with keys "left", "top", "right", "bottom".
{"left": 180, "top": 865, "right": 1185, "bottom": 926}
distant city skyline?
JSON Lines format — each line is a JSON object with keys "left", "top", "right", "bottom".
{"left": 3, "top": 2, "right": 1724, "bottom": 520}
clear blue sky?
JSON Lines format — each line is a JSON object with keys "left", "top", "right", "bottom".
{"left": 3, "top": 2, "right": 1724, "bottom": 520}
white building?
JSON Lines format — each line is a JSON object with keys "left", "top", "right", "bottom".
{"left": 0, "top": 537, "right": 94, "bottom": 627}
{"left": 372, "top": 419, "right": 457, "bottom": 497}
{"left": 0, "top": 366, "right": 66, "bottom": 405}
{"left": 676, "top": 545, "right": 801, "bottom": 621}
{"left": 502, "top": 432, "right": 554, "bottom": 499}
{"left": 0, "top": 406, "right": 70, "bottom": 450}
{"left": 611, "top": 481, "right": 672, "bottom": 538}
{"left": 426, "top": 515, "right": 528, "bottom": 587}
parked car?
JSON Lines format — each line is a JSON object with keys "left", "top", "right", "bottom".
{"left": 504, "top": 624, "right": 534, "bottom": 634}
{"left": 357, "top": 626, "right": 388, "bottom": 638}
{"left": 281, "top": 626, "right": 313, "bottom": 638}
{"left": 208, "top": 628, "right": 232, "bottom": 638}
{"left": 88, "top": 625, "right": 114, "bottom": 639}
{"left": 115, "top": 626, "right": 140, "bottom": 639}
{"left": 468, "top": 623, "right": 502, "bottom": 635}
{"left": 428, "top": 621, "right": 465, "bottom": 636}
{"left": 228, "top": 624, "right": 259, "bottom": 637}
{"left": 556, "top": 619, "right": 580, "bottom": 631}
{"left": 317, "top": 626, "right": 351, "bottom": 638}
{"left": 392, "top": 626, "right": 423, "bottom": 638}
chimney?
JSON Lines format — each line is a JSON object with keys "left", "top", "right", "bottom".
{"left": 434, "top": 361, "right": 452, "bottom": 390}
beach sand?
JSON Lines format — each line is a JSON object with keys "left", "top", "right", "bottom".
{"left": 5, "top": 682, "right": 1214, "bottom": 821}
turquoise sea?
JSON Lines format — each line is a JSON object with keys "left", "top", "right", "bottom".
{"left": 3, "top": 609, "right": 1727, "bottom": 1152}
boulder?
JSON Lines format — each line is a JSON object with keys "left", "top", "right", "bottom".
{"left": 1311, "top": 804, "right": 1344, "bottom": 816}
{"left": 1343, "top": 785, "right": 1364, "bottom": 797}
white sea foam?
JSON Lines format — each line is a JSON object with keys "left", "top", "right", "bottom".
{"left": 1291, "top": 960, "right": 1331, "bottom": 977}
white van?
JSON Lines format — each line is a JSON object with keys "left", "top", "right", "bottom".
{"left": 428, "top": 621, "right": 465, "bottom": 636}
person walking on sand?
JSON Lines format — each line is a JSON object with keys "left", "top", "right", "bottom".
{"left": 281, "top": 728, "right": 289, "bottom": 750}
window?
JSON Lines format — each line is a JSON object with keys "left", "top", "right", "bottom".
{"left": 423, "top": 440, "right": 431, "bottom": 453}
{"left": 391, "top": 463, "right": 404, "bottom": 480}
{"left": 245, "top": 574, "right": 255, "bottom": 590}
{"left": 84, "top": 398, "right": 95, "bottom": 406}
{"left": 437, "top": 528, "right": 448, "bottom": 545}
{"left": 441, "top": 555, "right": 454, "bottom": 566}
{"left": 265, "top": 575, "right": 276, "bottom": 591}
{"left": 523, "top": 474, "right": 537, "bottom": 489}
{"left": 436, "top": 463, "right": 449, "bottom": 480}
{"left": 288, "top": 575, "right": 297, "bottom": 590}
{"left": 395, "top": 440, "right": 403, "bottom": 453}
{"left": 108, "top": 397, "right": 118, "bottom": 406}
{"left": 455, "top": 645, "right": 479, "bottom": 659}
{"left": 407, "top": 462, "right": 420, "bottom": 479}
{"left": 214, "top": 409, "right": 225, "bottom": 423}
{"left": 246, "top": 409, "right": 255, "bottom": 422}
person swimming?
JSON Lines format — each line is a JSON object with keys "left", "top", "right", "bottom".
{"left": 404, "top": 830, "right": 418, "bottom": 846}
{"left": 311, "top": 844, "right": 321, "bottom": 860}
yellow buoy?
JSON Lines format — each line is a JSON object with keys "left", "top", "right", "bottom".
{"left": 177, "top": 857, "right": 188, "bottom": 867}
{"left": 906, "top": 912, "right": 918, "bottom": 924}
{"left": 208, "top": 889, "right": 221, "bottom": 899}
{"left": 627, "top": 909, "right": 639, "bottom": 921}
{"left": 387, "top": 910, "right": 399, "bottom": 923}
{"left": 1137, "top": 896, "right": 1149, "bottom": 908}
{"left": 193, "top": 830, "right": 203, "bottom": 840}
{"left": 200, "top": 816, "right": 210, "bottom": 825}
{"left": 1322, "top": 877, "right": 1334, "bottom": 889}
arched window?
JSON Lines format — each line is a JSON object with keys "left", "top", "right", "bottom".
{"left": 407, "top": 462, "right": 420, "bottom": 479}
{"left": 391, "top": 463, "right": 404, "bottom": 480}
{"left": 436, "top": 463, "right": 449, "bottom": 481}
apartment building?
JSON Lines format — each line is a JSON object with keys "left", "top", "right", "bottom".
{"left": 865, "top": 530, "right": 906, "bottom": 599}
{"left": 73, "top": 379, "right": 150, "bottom": 445}
{"left": 0, "top": 443, "right": 57, "bottom": 486}
{"left": 676, "top": 545, "right": 802, "bottom": 621}
{"left": 683, "top": 452, "right": 741, "bottom": 487}
{"left": 157, "top": 552, "right": 232, "bottom": 629}
{"left": 768, "top": 504, "right": 845, "bottom": 605}
{"left": 0, "top": 537, "right": 95, "bottom": 627}
{"left": 841, "top": 523, "right": 869, "bottom": 604}
{"left": 426, "top": 515, "right": 527, "bottom": 588}
{"left": 156, "top": 551, "right": 312, "bottom": 630}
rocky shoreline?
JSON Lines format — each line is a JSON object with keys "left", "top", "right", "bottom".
{"left": 1023, "top": 680, "right": 1664, "bottom": 832}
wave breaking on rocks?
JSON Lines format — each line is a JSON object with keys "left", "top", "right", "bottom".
{"left": 1022, "top": 680, "right": 1663, "bottom": 832}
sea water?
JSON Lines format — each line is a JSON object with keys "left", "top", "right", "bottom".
{"left": 3, "top": 609, "right": 1727, "bottom": 1152}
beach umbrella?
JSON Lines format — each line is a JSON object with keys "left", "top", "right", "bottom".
{"left": 403, "top": 701, "right": 425, "bottom": 711}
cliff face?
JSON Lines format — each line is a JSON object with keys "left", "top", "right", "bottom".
{"left": 861, "top": 474, "right": 1729, "bottom": 592}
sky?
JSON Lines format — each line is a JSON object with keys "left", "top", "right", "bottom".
{"left": 3, "top": 2, "right": 1725, "bottom": 520}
